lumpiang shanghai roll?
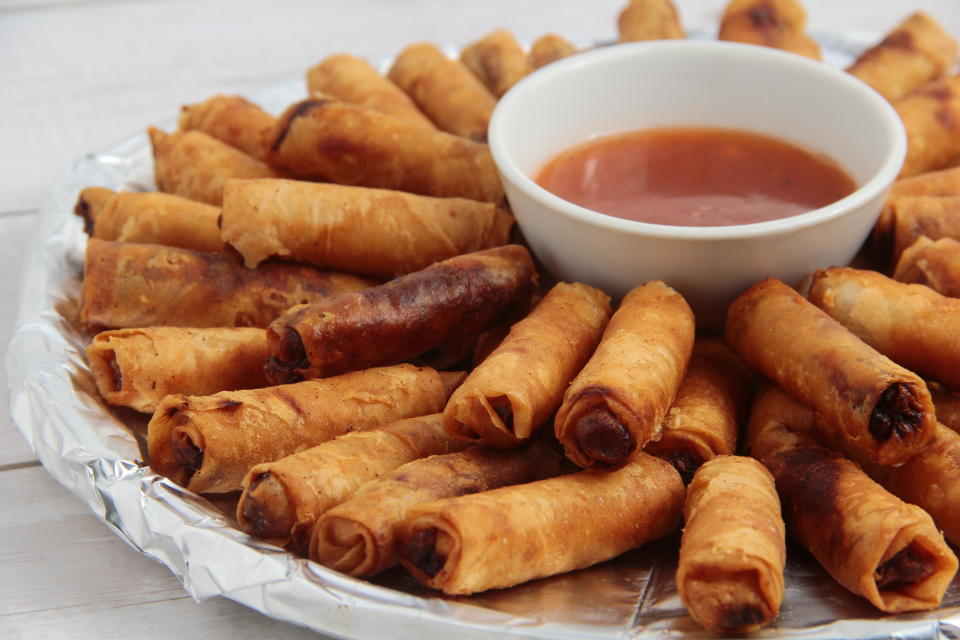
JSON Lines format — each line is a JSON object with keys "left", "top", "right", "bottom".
{"left": 74, "top": 186, "right": 114, "bottom": 235}
{"left": 930, "top": 381, "right": 960, "bottom": 433}
{"left": 746, "top": 385, "right": 958, "bottom": 613}
{"left": 718, "top": 0, "right": 821, "bottom": 59}
{"left": 264, "top": 97, "right": 504, "bottom": 203}
{"left": 443, "top": 282, "right": 612, "bottom": 448}
{"left": 220, "top": 178, "right": 513, "bottom": 276}
{"left": 896, "top": 74, "right": 960, "bottom": 178}
{"left": 400, "top": 452, "right": 684, "bottom": 595}
{"left": 725, "top": 277, "right": 935, "bottom": 466}
{"left": 460, "top": 30, "right": 531, "bottom": 98}
{"left": 264, "top": 245, "right": 536, "bottom": 383}
{"left": 178, "top": 94, "right": 276, "bottom": 161}
{"left": 644, "top": 340, "right": 752, "bottom": 484}
{"left": 236, "top": 413, "right": 470, "bottom": 553}
{"left": 80, "top": 239, "right": 373, "bottom": 330}
{"left": 893, "top": 236, "right": 960, "bottom": 297}
{"left": 148, "top": 364, "right": 462, "bottom": 494}
{"left": 388, "top": 42, "right": 496, "bottom": 142}
{"left": 86, "top": 327, "right": 268, "bottom": 413}
{"left": 617, "top": 0, "right": 685, "bottom": 42}
{"left": 872, "top": 169, "right": 960, "bottom": 259}
{"left": 677, "top": 455, "right": 785, "bottom": 633}
{"left": 883, "top": 195, "right": 960, "bottom": 262}
{"left": 554, "top": 281, "right": 694, "bottom": 468}
{"left": 311, "top": 438, "right": 567, "bottom": 576}
{"left": 529, "top": 34, "right": 578, "bottom": 70}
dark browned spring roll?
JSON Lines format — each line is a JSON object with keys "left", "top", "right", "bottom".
{"left": 178, "top": 94, "right": 276, "bottom": 161}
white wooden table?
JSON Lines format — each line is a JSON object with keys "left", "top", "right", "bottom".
{"left": 3, "top": 1, "right": 959, "bottom": 637}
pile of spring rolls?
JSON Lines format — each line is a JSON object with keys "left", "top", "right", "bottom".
{"left": 70, "top": 0, "right": 960, "bottom": 635}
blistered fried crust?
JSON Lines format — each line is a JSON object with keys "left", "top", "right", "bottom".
{"left": 443, "top": 282, "right": 611, "bottom": 448}
{"left": 554, "top": 281, "right": 694, "bottom": 468}
{"left": 895, "top": 75, "right": 960, "bottom": 178}
{"left": 220, "top": 178, "right": 513, "bottom": 276}
{"left": 677, "top": 456, "right": 785, "bottom": 633}
{"left": 725, "top": 277, "right": 935, "bottom": 465}
{"left": 460, "top": 29, "right": 531, "bottom": 98}
{"left": 399, "top": 452, "right": 684, "bottom": 595}
{"left": 178, "top": 94, "right": 276, "bottom": 161}
{"left": 147, "top": 364, "right": 457, "bottom": 493}
{"left": 894, "top": 236, "right": 960, "bottom": 297}
{"left": 617, "top": 0, "right": 685, "bottom": 42}
{"left": 80, "top": 239, "right": 373, "bottom": 330}
{"left": 718, "top": 0, "right": 820, "bottom": 59}
{"left": 264, "top": 245, "right": 536, "bottom": 383}
{"left": 264, "top": 98, "right": 504, "bottom": 202}
{"left": 529, "top": 34, "right": 578, "bottom": 69}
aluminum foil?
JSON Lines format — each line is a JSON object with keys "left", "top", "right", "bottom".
{"left": 7, "top": 32, "right": 960, "bottom": 640}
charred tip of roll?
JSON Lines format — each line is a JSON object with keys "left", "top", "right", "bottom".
{"left": 869, "top": 383, "right": 925, "bottom": 442}
{"left": 404, "top": 527, "right": 446, "bottom": 578}
{"left": 270, "top": 98, "right": 329, "bottom": 152}
{"left": 241, "top": 473, "right": 294, "bottom": 538}
{"left": 874, "top": 544, "right": 937, "bottom": 591}
{"left": 572, "top": 407, "right": 635, "bottom": 467}
{"left": 170, "top": 429, "right": 203, "bottom": 482}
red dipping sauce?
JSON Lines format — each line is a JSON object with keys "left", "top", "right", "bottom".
{"left": 535, "top": 127, "right": 856, "bottom": 227}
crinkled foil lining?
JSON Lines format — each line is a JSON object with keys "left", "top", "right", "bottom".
{"left": 6, "top": 32, "right": 960, "bottom": 639}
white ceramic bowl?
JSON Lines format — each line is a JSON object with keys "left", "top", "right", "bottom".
{"left": 489, "top": 40, "right": 906, "bottom": 328}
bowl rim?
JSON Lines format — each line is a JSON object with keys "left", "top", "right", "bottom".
{"left": 488, "top": 39, "right": 907, "bottom": 241}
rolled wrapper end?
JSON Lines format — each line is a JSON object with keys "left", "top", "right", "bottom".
{"left": 270, "top": 98, "right": 330, "bottom": 153}
{"left": 236, "top": 470, "right": 296, "bottom": 539}
{"left": 865, "top": 521, "right": 958, "bottom": 611}
{"left": 443, "top": 392, "right": 528, "bottom": 448}
{"left": 401, "top": 514, "right": 463, "bottom": 589}
{"left": 664, "top": 447, "right": 707, "bottom": 485}
{"left": 147, "top": 395, "right": 204, "bottom": 488}
{"left": 264, "top": 323, "right": 310, "bottom": 384}
{"left": 870, "top": 382, "right": 929, "bottom": 442}
{"left": 312, "top": 515, "right": 383, "bottom": 576}
{"left": 557, "top": 388, "right": 637, "bottom": 468}
{"left": 74, "top": 186, "right": 114, "bottom": 236}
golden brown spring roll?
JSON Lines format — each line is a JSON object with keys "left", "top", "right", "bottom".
{"left": 219, "top": 178, "right": 513, "bottom": 276}
{"left": 264, "top": 245, "right": 536, "bottom": 383}
{"left": 896, "top": 74, "right": 960, "bottom": 178}
{"left": 725, "top": 277, "right": 935, "bottom": 466}
{"left": 529, "top": 34, "right": 578, "bottom": 69}
{"left": 80, "top": 239, "right": 373, "bottom": 330}
{"left": 264, "top": 97, "right": 504, "bottom": 202}
{"left": 718, "top": 0, "right": 821, "bottom": 60}
{"left": 86, "top": 327, "right": 267, "bottom": 413}
{"left": 178, "top": 94, "right": 276, "bottom": 161}
{"left": 746, "top": 385, "right": 958, "bottom": 613}
{"left": 929, "top": 381, "right": 960, "bottom": 433}
{"left": 554, "top": 281, "right": 695, "bottom": 468}
{"left": 147, "top": 364, "right": 462, "bottom": 494}
{"left": 310, "top": 438, "right": 566, "bottom": 576}
{"left": 443, "top": 282, "right": 611, "bottom": 448}
{"left": 644, "top": 340, "right": 753, "bottom": 484}
{"left": 617, "top": 0, "right": 685, "bottom": 42}
{"left": 677, "top": 455, "right": 785, "bottom": 633}
{"left": 810, "top": 266, "right": 960, "bottom": 390}
{"left": 236, "top": 413, "right": 470, "bottom": 553}
{"left": 847, "top": 12, "right": 958, "bottom": 103}
{"left": 893, "top": 235, "right": 960, "bottom": 297}
{"left": 460, "top": 29, "right": 531, "bottom": 98}
{"left": 882, "top": 195, "right": 960, "bottom": 262}
{"left": 400, "top": 452, "right": 684, "bottom": 595}
{"left": 388, "top": 43, "right": 497, "bottom": 142}
{"left": 874, "top": 166, "right": 960, "bottom": 256}
{"left": 74, "top": 186, "right": 115, "bottom": 235}
{"left": 305, "top": 53, "right": 435, "bottom": 130}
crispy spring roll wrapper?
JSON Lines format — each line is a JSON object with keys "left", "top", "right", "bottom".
{"left": 236, "top": 413, "right": 470, "bottom": 552}
{"left": 400, "top": 452, "right": 684, "bottom": 595}
{"left": 443, "top": 282, "right": 612, "bottom": 448}
{"left": 311, "top": 438, "right": 567, "bottom": 576}
{"left": 883, "top": 195, "right": 960, "bottom": 263}
{"left": 617, "top": 0, "right": 684, "bottom": 42}
{"left": 746, "top": 385, "right": 958, "bottom": 612}
{"left": 896, "top": 75, "right": 960, "bottom": 178}
{"left": 74, "top": 186, "right": 115, "bottom": 235}
{"left": 220, "top": 178, "right": 513, "bottom": 276}
{"left": 644, "top": 340, "right": 753, "bottom": 484}
{"left": 86, "top": 327, "right": 268, "bottom": 413}
{"left": 847, "top": 12, "right": 958, "bottom": 104}
{"left": 529, "top": 34, "right": 578, "bottom": 69}
{"left": 809, "top": 266, "right": 960, "bottom": 390}
{"left": 893, "top": 236, "right": 960, "bottom": 297}
{"left": 177, "top": 94, "right": 276, "bottom": 161}
{"left": 554, "top": 281, "right": 695, "bottom": 468}
{"left": 265, "top": 245, "right": 536, "bottom": 383}
{"left": 873, "top": 169, "right": 960, "bottom": 261}
{"left": 305, "top": 54, "right": 435, "bottom": 130}
{"left": 148, "top": 127, "right": 279, "bottom": 206}
{"left": 147, "top": 364, "right": 463, "bottom": 494}
{"left": 725, "top": 277, "right": 935, "bottom": 466}
{"left": 460, "top": 30, "right": 531, "bottom": 98}
{"left": 677, "top": 455, "right": 785, "bottom": 633}
{"left": 718, "top": 0, "right": 821, "bottom": 60}
{"left": 80, "top": 239, "right": 373, "bottom": 330}
{"left": 929, "top": 381, "right": 960, "bottom": 433}
{"left": 265, "top": 98, "right": 504, "bottom": 203}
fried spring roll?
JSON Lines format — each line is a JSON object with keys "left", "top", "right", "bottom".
{"left": 178, "top": 94, "right": 276, "bottom": 161}
{"left": 80, "top": 239, "right": 373, "bottom": 330}
{"left": 460, "top": 29, "right": 531, "bottom": 98}
{"left": 148, "top": 128, "right": 279, "bottom": 206}
{"left": 443, "top": 282, "right": 611, "bottom": 448}
{"left": 617, "top": 0, "right": 685, "bottom": 42}
{"left": 236, "top": 413, "right": 470, "bottom": 552}
{"left": 529, "top": 34, "right": 578, "bottom": 69}
{"left": 644, "top": 340, "right": 753, "bottom": 483}
{"left": 725, "top": 278, "right": 935, "bottom": 465}
{"left": 930, "top": 381, "right": 960, "bottom": 433}
{"left": 883, "top": 195, "right": 960, "bottom": 262}
{"left": 400, "top": 452, "right": 684, "bottom": 595}
{"left": 896, "top": 75, "right": 960, "bottom": 178}
{"left": 718, "top": 0, "right": 821, "bottom": 60}
{"left": 873, "top": 170, "right": 960, "bottom": 261}
{"left": 264, "top": 245, "right": 536, "bottom": 383}
{"left": 74, "top": 186, "right": 114, "bottom": 235}
{"left": 220, "top": 178, "right": 513, "bottom": 276}
{"left": 86, "top": 327, "right": 267, "bottom": 413}
{"left": 677, "top": 456, "right": 785, "bottom": 633}
{"left": 147, "top": 364, "right": 462, "bottom": 493}
{"left": 305, "top": 54, "right": 435, "bottom": 130}
{"left": 847, "top": 12, "right": 958, "bottom": 103}
{"left": 265, "top": 98, "right": 504, "bottom": 202}
{"left": 893, "top": 236, "right": 960, "bottom": 297}
{"left": 311, "top": 439, "right": 567, "bottom": 576}
{"left": 554, "top": 281, "right": 694, "bottom": 468}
